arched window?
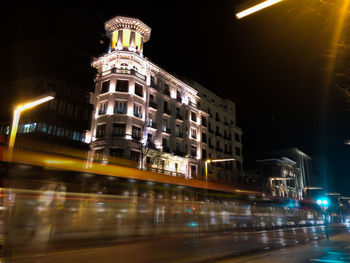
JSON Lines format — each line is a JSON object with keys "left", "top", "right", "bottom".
{"left": 120, "top": 63, "right": 128, "bottom": 69}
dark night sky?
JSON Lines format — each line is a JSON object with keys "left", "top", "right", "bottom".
{"left": 6, "top": 0, "right": 350, "bottom": 194}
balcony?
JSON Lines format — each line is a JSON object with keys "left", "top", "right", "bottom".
{"left": 132, "top": 135, "right": 142, "bottom": 141}
{"left": 98, "top": 109, "right": 106, "bottom": 115}
{"left": 162, "top": 127, "right": 171, "bottom": 134}
{"left": 209, "top": 144, "right": 214, "bottom": 149}
{"left": 215, "top": 132, "right": 223, "bottom": 137}
{"left": 149, "top": 101, "right": 158, "bottom": 109}
{"left": 176, "top": 114, "right": 183, "bottom": 120}
{"left": 148, "top": 122, "right": 157, "bottom": 129}
{"left": 112, "top": 132, "right": 125, "bottom": 137}
{"left": 174, "top": 150, "right": 186, "bottom": 157}
{"left": 202, "top": 136, "right": 207, "bottom": 143}
{"left": 191, "top": 134, "right": 197, "bottom": 140}
{"left": 224, "top": 150, "right": 232, "bottom": 155}
{"left": 164, "top": 89, "right": 171, "bottom": 97}
{"left": 189, "top": 101, "right": 198, "bottom": 108}
{"left": 209, "top": 128, "right": 214, "bottom": 133}
{"left": 176, "top": 133, "right": 183, "bottom": 138}
{"left": 163, "top": 146, "right": 170, "bottom": 153}
{"left": 202, "top": 120, "right": 207, "bottom": 127}
{"left": 102, "top": 67, "right": 146, "bottom": 82}
{"left": 190, "top": 152, "right": 197, "bottom": 158}
{"left": 216, "top": 146, "right": 223, "bottom": 152}
{"left": 163, "top": 108, "right": 171, "bottom": 115}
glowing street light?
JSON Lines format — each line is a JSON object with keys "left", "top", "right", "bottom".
{"left": 205, "top": 158, "right": 235, "bottom": 181}
{"left": 236, "top": 0, "right": 284, "bottom": 19}
{"left": 8, "top": 93, "right": 55, "bottom": 153}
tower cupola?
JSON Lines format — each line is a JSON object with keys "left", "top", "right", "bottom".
{"left": 105, "top": 16, "right": 151, "bottom": 56}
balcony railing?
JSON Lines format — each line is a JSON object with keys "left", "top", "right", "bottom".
{"left": 163, "top": 146, "right": 170, "bottom": 153}
{"left": 176, "top": 133, "right": 183, "bottom": 138}
{"left": 162, "top": 127, "right": 171, "bottom": 134}
{"left": 224, "top": 134, "right": 231, "bottom": 140}
{"left": 216, "top": 147, "right": 223, "bottom": 152}
{"left": 215, "top": 132, "right": 223, "bottom": 137}
{"left": 148, "top": 122, "right": 157, "bottom": 129}
{"left": 189, "top": 101, "right": 197, "bottom": 108}
{"left": 147, "top": 167, "right": 185, "bottom": 178}
{"left": 102, "top": 67, "right": 147, "bottom": 82}
{"left": 174, "top": 150, "right": 186, "bottom": 157}
{"left": 176, "top": 114, "right": 183, "bottom": 120}
{"left": 149, "top": 101, "right": 158, "bottom": 109}
{"left": 163, "top": 108, "right": 171, "bottom": 115}
{"left": 164, "top": 89, "right": 171, "bottom": 97}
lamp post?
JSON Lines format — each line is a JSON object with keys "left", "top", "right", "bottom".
{"left": 8, "top": 93, "right": 55, "bottom": 155}
{"left": 235, "top": 0, "right": 284, "bottom": 19}
{"left": 205, "top": 158, "right": 235, "bottom": 181}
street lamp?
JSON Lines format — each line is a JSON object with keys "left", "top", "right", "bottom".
{"left": 8, "top": 92, "right": 55, "bottom": 154}
{"left": 236, "top": 0, "right": 284, "bottom": 19}
{"left": 205, "top": 158, "right": 235, "bottom": 181}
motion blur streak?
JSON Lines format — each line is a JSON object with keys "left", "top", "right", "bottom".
{"left": 324, "top": 0, "right": 350, "bottom": 91}
{"left": 1, "top": 148, "right": 260, "bottom": 196}
{"left": 236, "top": 0, "right": 284, "bottom": 19}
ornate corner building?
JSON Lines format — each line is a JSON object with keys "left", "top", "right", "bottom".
{"left": 89, "top": 16, "right": 243, "bottom": 182}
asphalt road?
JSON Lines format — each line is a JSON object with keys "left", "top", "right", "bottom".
{"left": 217, "top": 227, "right": 350, "bottom": 263}
{"left": 7, "top": 225, "right": 347, "bottom": 263}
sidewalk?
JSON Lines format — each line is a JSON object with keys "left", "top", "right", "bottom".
{"left": 216, "top": 226, "right": 350, "bottom": 263}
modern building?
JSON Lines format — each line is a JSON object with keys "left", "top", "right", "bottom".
{"left": 0, "top": 3, "right": 105, "bottom": 154}
{"left": 89, "top": 16, "right": 242, "bottom": 182}
{"left": 256, "top": 157, "right": 303, "bottom": 199}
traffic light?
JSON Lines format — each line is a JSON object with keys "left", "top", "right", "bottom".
{"left": 316, "top": 197, "right": 330, "bottom": 210}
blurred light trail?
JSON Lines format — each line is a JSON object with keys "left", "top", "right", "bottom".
{"left": 324, "top": 0, "right": 350, "bottom": 88}
{"left": 236, "top": 0, "right": 283, "bottom": 19}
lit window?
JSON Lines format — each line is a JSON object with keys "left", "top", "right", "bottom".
{"left": 101, "top": 80, "right": 110, "bottom": 94}
{"left": 113, "top": 123, "right": 126, "bottom": 137}
{"left": 116, "top": 80, "right": 129, "bottom": 92}
{"left": 132, "top": 126, "right": 142, "bottom": 140}
{"left": 99, "top": 102, "right": 107, "bottom": 115}
{"left": 96, "top": 124, "right": 106, "bottom": 138}
{"left": 191, "top": 128, "right": 197, "bottom": 139}
{"left": 133, "top": 104, "right": 142, "bottom": 118}
{"left": 135, "top": 83, "right": 143, "bottom": 97}
{"left": 114, "top": 100, "right": 127, "bottom": 114}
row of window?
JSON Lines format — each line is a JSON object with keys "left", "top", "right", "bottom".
{"left": 0, "top": 123, "right": 85, "bottom": 142}
{"left": 101, "top": 80, "right": 143, "bottom": 97}
{"left": 44, "top": 99, "right": 89, "bottom": 121}
{"left": 96, "top": 124, "right": 142, "bottom": 140}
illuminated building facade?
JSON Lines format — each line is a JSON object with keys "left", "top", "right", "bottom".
{"left": 256, "top": 157, "right": 303, "bottom": 199}
{"left": 89, "top": 16, "right": 243, "bottom": 181}
{"left": 255, "top": 148, "right": 313, "bottom": 199}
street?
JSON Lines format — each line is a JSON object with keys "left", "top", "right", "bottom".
{"left": 7, "top": 225, "right": 349, "bottom": 263}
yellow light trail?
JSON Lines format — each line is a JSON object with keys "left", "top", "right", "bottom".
{"left": 236, "top": 0, "right": 284, "bottom": 19}
{"left": 8, "top": 94, "right": 54, "bottom": 152}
